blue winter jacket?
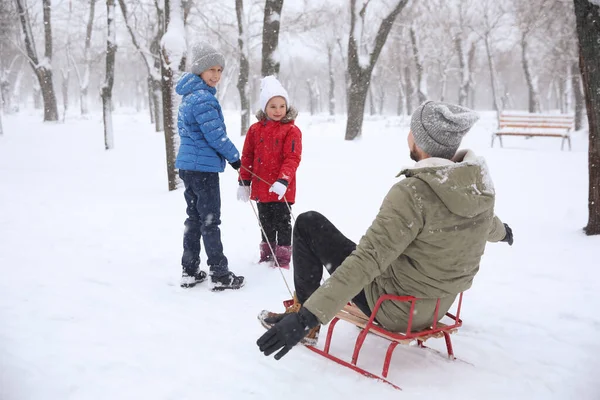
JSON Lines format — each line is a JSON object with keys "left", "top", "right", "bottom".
{"left": 175, "top": 73, "right": 240, "bottom": 172}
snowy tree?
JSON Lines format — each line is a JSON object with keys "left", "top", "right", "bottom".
{"left": 0, "top": 55, "right": 20, "bottom": 114}
{"left": 573, "top": 0, "right": 600, "bottom": 235}
{"left": 101, "top": 0, "right": 116, "bottom": 150}
{"left": 15, "top": 0, "right": 59, "bottom": 121}
{"left": 118, "top": 0, "right": 164, "bottom": 132}
{"left": 470, "top": 0, "right": 510, "bottom": 117}
{"left": 545, "top": 0, "right": 584, "bottom": 128}
{"left": 261, "top": 0, "right": 284, "bottom": 77}
{"left": 409, "top": 24, "right": 427, "bottom": 104}
{"left": 345, "top": 0, "right": 409, "bottom": 140}
{"left": 513, "top": 0, "right": 557, "bottom": 113}
{"left": 236, "top": 0, "right": 250, "bottom": 135}
{"left": 68, "top": 0, "right": 96, "bottom": 116}
{"left": 161, "top": 0, "right": 186, "bottom": 191}
{"left": 0, "top": 0, "right": 20, "bottom": 114}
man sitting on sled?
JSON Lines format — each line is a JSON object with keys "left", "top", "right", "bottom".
{"left": 257, "top": 101, "right": 514, "bottom": 360}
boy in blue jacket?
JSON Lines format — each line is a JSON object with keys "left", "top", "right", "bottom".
{"left": 175, "top": 41, "right": 244, "bottom": 291}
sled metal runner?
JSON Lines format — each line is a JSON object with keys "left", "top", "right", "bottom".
{"left": 302, "top": 293, "right": 464, "bottom": 391}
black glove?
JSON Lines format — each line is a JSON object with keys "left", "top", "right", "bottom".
{"left": 257, "top": 307, "right": 319, "bottom": 360}
{"left": 229, "top": 160, "right": 241, "bottom": 170}
{"left": 501, "top": 223, "right": 513, "bottom": 246}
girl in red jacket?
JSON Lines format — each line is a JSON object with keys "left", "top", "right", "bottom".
{"left": 237, "top": 76, "right": 302, "bottom": 269}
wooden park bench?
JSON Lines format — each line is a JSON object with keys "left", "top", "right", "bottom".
{"left": 491, "top": 112, "right": 574, "bottom": 150}
{"left": 302, "top": 293, "right": 464, "bottom": 390}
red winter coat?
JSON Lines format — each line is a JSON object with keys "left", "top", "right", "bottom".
{"left": 240, "top": 107, "right": 302, "bottom": 204}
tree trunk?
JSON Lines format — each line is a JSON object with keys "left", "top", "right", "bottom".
{"left": 484, "top": 36, "right": 500, "bottom": 117}
{"left": 61, "top": 67, "right": 69, "bottom": 121}
{"left": 328, "top": 45, "right": 335, "bottom": 117}
{"left": 119, "top": 0, "right": 164, "bottom": 131}
{"left": 346, "top": 81, "right": 370, "bottom": 140}
{"left": 404, "top": 64, "right": 413, "bottom": 115}
{"left": 345, "top": 0, "right": 409, "bottom": 140}
{"left": 467, "top": 40, "right": 477, "bottom": 109}
{"left": 261, "top": 0, "right": 284, "bottom": 77}
{"left": 1, "top": 80, "right": 9, "bottom": 114}
{"left": 521, "top": 33, "right": 541, "bottom": 113}
{"left": 368, "top": 85, "right": 376, "bottom": 116}
{"left": 564, "top": 62, "right": 572, "bottom": 114}
{"left": 455, "top": 35, "right": 470, "bottom": 107}
{"left": 152, "top": 78, "right": 163, "bottom": 131}
{"left": 147, "top": 76, "right": 155, "bottom": 124}
{"left": 377, "top": 86, "right": 385, "bottom": 115}
{"left": 572, "top": 60, "right": 585, "bottom": 130}
{"left": 101, "top": 0, "right": 117, "bottom": 150}
{"left": 161, "top": 0, "right": 186, "bottom": 191}
{"left": 235, "top": 0, "right": 250, "bottom": 135}
{"left": 80, "top": 0, "right": 96, "bottom": 116}
{"left": 397, "top": 72, "right": 405, "bottom": 116}
{"left": 15, "top": 0, "right": 59, "bottom": 121}
{"left": 307, "top": 79, "right": 315, "bottom": 115}
{"left": 410, "top": 25, "right": 427, "bottom": 104}
{"left": 33, "top": 79, "right": 42, "bottom": 109}
{"left": 558, "top": 76, "right": 567, "bottom": 113}
{"left": 336, "top": 38, "right": 349, "bottom": 112}
{"left": 574, "top": 0, "right": 600, "bottom": 235}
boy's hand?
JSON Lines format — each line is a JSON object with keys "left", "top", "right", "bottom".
{"left": 229, "top": 160, "right": 241, "bottom": 170}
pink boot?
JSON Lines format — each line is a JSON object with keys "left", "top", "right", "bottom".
{"left": 259, "top": 242, "right": 276, "bottom": 263}
{"left": 275, "top": 245, "right": 292, "bottom": 269}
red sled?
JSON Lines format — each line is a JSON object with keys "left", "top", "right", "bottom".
{"left": 288, "top": 293, "right": 464, "bottom": 391}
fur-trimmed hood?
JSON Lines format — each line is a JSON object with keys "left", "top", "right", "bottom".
{"left": 255, "top": 106, "right": 298, "bottom": 124}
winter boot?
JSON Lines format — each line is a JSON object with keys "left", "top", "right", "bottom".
{"left": 209, "top": 271, "right": 245, "bottom": 291}
{"left": 275, "top": 245, "right": 292, "bottom": 269}
{"left": 259, "top": 242, "right": 276, "bottom": 263}
{"left": 180, "top": 270, "right": 208, "bottom": 288}
{"left": 257, "top": 293, "right": 320, "bottom": 346}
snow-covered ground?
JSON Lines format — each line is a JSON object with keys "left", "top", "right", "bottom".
{"left": 0, "top": 109, "right": 598, "bottom": 400}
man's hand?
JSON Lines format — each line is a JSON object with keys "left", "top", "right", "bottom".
{"left": 501, "top": 223, "right": 513, "bottom": 246}
{"left": 257, "top": 307, "right": 319, "bottom": 360}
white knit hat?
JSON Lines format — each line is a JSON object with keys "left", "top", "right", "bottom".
{"left": 260, "top": 76, "right": 289, "bottom": 112}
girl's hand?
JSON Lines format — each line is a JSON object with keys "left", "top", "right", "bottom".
{"left": 237, "top": 186, "right": 251, "bottom": 202}
{"left": 269, "top": 181, "right": 287, "bottom": 200}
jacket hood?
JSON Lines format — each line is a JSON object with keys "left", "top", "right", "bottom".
{"left": 398, "top": 149, "right": 495, "bottom": 218}
{"left": 176, "top": 73, "right": 216, "bottom": 96}
{"left": 255, "top": 106, "right": 298, "bottom": 124}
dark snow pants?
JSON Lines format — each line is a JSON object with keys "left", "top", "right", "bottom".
{"left": 179, "top": 170, "right": 229, "bottom": 277}
{"left": 257, "top": 202, "right": 292, "bottom": 246}
{"left": 292, "top": 211, "right": 372, "bottom": 317}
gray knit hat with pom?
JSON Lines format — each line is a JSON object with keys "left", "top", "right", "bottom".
{"left": 189, "top": 41, "right": 225, "bottom": 76}
{"left": 410, "top": 101, "right": 480, "bottom": 159}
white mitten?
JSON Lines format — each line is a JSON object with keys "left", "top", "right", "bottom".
{"left": 269, "top": 181, "right": 287, "bottom": 200}
{"left": 237, "top": 185, "right": 251, "bottom": 202}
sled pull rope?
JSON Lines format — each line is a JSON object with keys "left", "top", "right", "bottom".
{"left": 240, "top": 165, "right": 296, "bottom": 223}
{"left": 237, "top": 168, "right": 294, "bottom": 298}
